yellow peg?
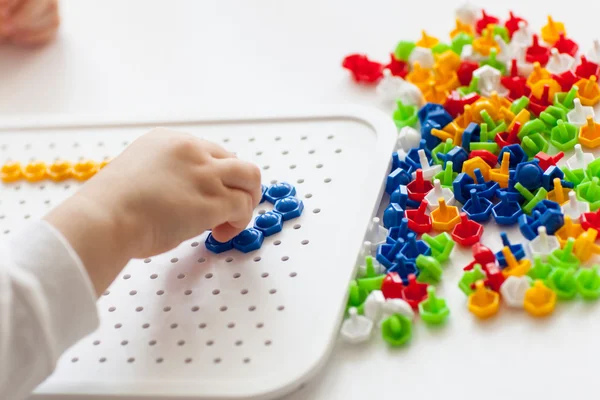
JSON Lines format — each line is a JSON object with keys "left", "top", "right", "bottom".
{"left": 1, "top": 161, "right": 23, "bottom": 183}
{"left": 524, "top": 280, "right": 557, "bottom": 317}
{"left": 555, "top": 215, "right": 584, "bottom": 247}
{"left": 406, "top": 61, "right": 433, "bottom": 91}
{"left": 472, "top": 28, "right": 499, "bottom": 57}
{"left": 422, "top": 81, "right": 449, "bottom": 104}
{"left": 547, "top": 177, "right": 571, "bottom": 205}
{"left": 489, "top": 152, "right": 511, "bottom": 188}
{"left": 579, "top": 115, "right": 600, "bottom": 148}
{"left": 541, "top": 16, "right": 565, "bottom": 45}
{"left": 468, "top": 280, "right": 500, "bottom": 319}
{"left": 526, "top": 62, "right": 551, "bottom": 88}
{"left": 501, "top": 246, "right": 531, "bottom": 277}
{"left": 431, "top": 198, "right": 460, "bottom": 231}
{"left": 573, "top": 228, "right": 600, "bottom": 262}
{"left": 450, "top": 18, "right": 474, "bottom": 38}
{"left": 416, "top": 30, "right": 439, "bottom": 48}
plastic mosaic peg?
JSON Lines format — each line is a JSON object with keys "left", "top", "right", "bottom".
{"left": 381, "top": 313, "right": 412, "bottom": 346}
{"left": 419, "top": 286, "right": 450, "bottom": 325}
{"left": 524, "top": 280, "right": 557, "bottom": 317}
{"left": 341, "top": 308, "right": 374, "bottom": 344}
{"left": 468, "top": 280, "right": 500, "bottom": 319}
{"left": 500, "top": 276, "right": 530, "bottom": 308}
{"left": 576, "top": 266, "right": 600, "bottom": 300}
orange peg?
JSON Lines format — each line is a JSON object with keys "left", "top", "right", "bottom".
{"left": 422, "top": 81, "right": 449, "bottom": 104}
{"left": 434, "top": 50, "right": 461, "bottom": 74}
{"left": 431, "top": 198, "right": 460, "bottom": 231}
{"left": 524, "top": 280, "right": 557, "bottom": 317}
{"left": 23, "top": 161, "right": 48, "bottom": 182}
{"left": 489, "top": 152, "right": 511, "bottom": 188}
{"left": 1, "top": 161, "right": 23, "bottom": 182}
{"left": 508, "top": 108, "right": 531, "bottom": 132}
{"left": 573, "top": 228, "right": 600, "bottom": 262}
{"left": 575, "top": 76, "right": 600, "bottom": 106}
{"left": 433, "top": 66, "right": 460, "bottom": 92}
{"left": 579, "top": 116, "right": 600, "bottom": 148}
{"left": 48, "top": 160, "right": 73, "bottom": 182}
{"left": 488, "top": 91, "right": 511, "bottom": 111}
{"left": 472, "top": 27, "right": 499, "bottom": 57}
{"left": 531, "top": 78, "right": 562, "bottom": 100}
{"left": 526, "top": 62, "right": 551, "bottom": 88}
{"left": 471, "top": 98, "right": 500, "bottom": 123}
{"left": 555, "top": 215, "right": 584, "bottom": 247}
{"left": 450, "top": 18, "right": 474, "bottom": 38}
{"left": 462, "top": 156, "right": 491, "bottom": 181}
{"left": 541, "top": 16, "right": 565, "bottom": 45}
{"left": 416, "top": 30, "right": 439, "bottom": 48}
{"left": 468, "top": 280, "right": 500, "bottom": 319}
{"left": 406, "top": 61, "right": 433, "bottom": 91}
{"left": 547, "top": 177, "right": 571, "bottom": 205}
{"left": 73, "top": 160, "right": 99, "bottom": 181}
{"left": 501, "top": 246, "right": 531, "bottom": 277}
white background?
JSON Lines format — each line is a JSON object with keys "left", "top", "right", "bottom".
{"left": 4, "top": 1, "right": 600, "bottom": 399}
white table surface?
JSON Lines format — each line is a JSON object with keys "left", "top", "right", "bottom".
{"left": 5, "top": 1, "right": 600, "bottom": 399}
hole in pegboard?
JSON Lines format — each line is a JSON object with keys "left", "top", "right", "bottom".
{"left": 301, "top": 135, "right": 307, "bottom": 140}
{"left": 223, "top": 138, "right": 230, "bottom": 143}
{"left": 243, "top": 358, "right": 251, "bottom": 364}
{"left": 270, "top": 179, "right": 277, "bottom": 184}
{"left": 191, "top": 242, "right": 199, "bottom": 247}
{"left": 297, "top": 178, "right": 304, "bottom": 184}
{"left": 150, "top": 274, "right": 158, "bottom": 279}
{"left": 103, "top": 290, "right": 110, "bottom": 296}
{"left": 313, "top": 208, "right": 321, "bottom": 214}
{"left": 327, "top": 134, "right": 334, "bottom": 139}
{"left": 263, "top": 165, "right": 270, "bottom": 170}
{"left": 335, "top": 148, "right": 342, "bottom": 153}
{"left": 149, "top": 340, "right": 157, "bottom": 346}
{"left": 233, "top": 272, "right": 241, "bottom": 278}
{"left": 71, "top": 357, "right": 79, "bottom": 363}
{"left": 249, "top": 306, "right": 256, "bottom": 312}
{"left": 136, "top": 307, "right": 143, "bottom": 312}
{"left": 324, "top": 177, "right": 332, "bottom": 183}
{"left": 156, "top": 358, "right": 164, "bottom": 364}
{"left": 273, "top": 240, "right": 281, "bottom": 246}
{"left": 220, "top": 306, "right": 228, "bottom": 312}
{"left": 275, "top": 136, "right": 281, "bottom": 141}
{"left": 171, "top": 323, "right": 178, "bottom": 329}
{"left": 256, "top": 323, "right": 264, "bottom": 329}
{"left": 214, "top": 358, "right": 221, "bottom": 364}
{"left": 129, "top": 290, "right": 137, "bottom": 296}
{"left": 123, "top": 274, "right": 131, "bottom": 280}
{"left": 73, "top": 142, "right": 79, "bottom": 148}
{"left": 93, "top": 340, "right": 101, "bottom": 346}
{"left": 184, "top": 290, "right": 192, "bottom": 295}
{"left": 240, "top": 289, "right": 248, "bottom": 295}
{"left": 261, "top": 272, "right": 269, "bottom": 278}
{"left": 249, "top": 137, "right": 255, "bottom": 142}
{"left": 289, "top": 164, "right": 296, "bottom": 169}
{"left": 305, "top": 193, "right": 313, "bottom": 198}
{"left": 99, "top": 357, "right": 106, "bottom": 363}
{"left": 293, "top": 224, "right": 301, "bottom": 230}
{"left": 258, "top": 209, "right": 266, "bottom": 215}
{"left": 156, "top": 290, "right": 164, "bottom": 296}
{"left": 178, "top": 340, "right": 186, "bottom": 346}
{"left": 198, "top": 257, "right": 206, "bottom": 263}
{"left": 256, "top": 151, "right": 263, "bottom": 156}
{"left": 114, "top": 323, "right": 122, "bottom": 329}
{"left": 227, "top": 323, "right": 235, "bottom": 329}
{"left": 164, "top": 306, "right": 172, "bottom": 312}
{"left": 290, "top": 272, "right": 297, "bottom": 277}
{"left": 108, "top": 307, "right": 116, "bottom": 312}
{"left": 144, "top": 258, "right": 152, "bottom": 264}
{"left": 316, "top": 163, "right": 323, "bottom": 168}
{"left": 127, "top": 358, "right": 135, "bottom": 363}
{"left": 143, "top": 323, "right": 150, "bottom": 329}
{"left": 171, "top": 257, "right": 179, "bottom": 264}
{"left": 265, "top": 340, "right": 272, "bottom": 346}
{"left": 206, "top": 340, "right": 214, "bottom": 346}
{"left": 191, "top": 306, "right": 200, "bottom": 312}
{"left": 301, "top": 239, "right": 309, "bottom": 245}
{"left": 235, "top": 340, "right": 243, "bottom": 346}
{"left": 212, "top": 289, "right": 220, "bottom": 295}
{"left": 277, "top": 305, "right": 285, "bottom": 311}
{"left": 98, "top": 141, "right": 104, "bottom": 147}
{"left": 309, "top": 149, "right": 315, "bottom": 154}
{"left": 281, "top": 256, "right": 289, "bottom": 262}
{"left": 269, "top": 289, "right": 277, "bottom": 294}
{"left": 253, "top": 257, "right": 261, "bottom": 262}
{"left": 177, "top": 273, "right": 186, "bottom": 279}
{"left": 205, "top": 273, "right": 214, "bottom": 279}
{"left": 185, "top": 358, "right": 193, "bottom": 364}
{"left": 281, "top": 150, "right": 288, "bottom": 155}
{"left": 226, "top": 257, "right": 234, "bottom": 263}
{"left": 121, "top": 340, "right": 129, "bottom": 346}
{"left": 199, "top": 323, "right": 207, "bottom": 329}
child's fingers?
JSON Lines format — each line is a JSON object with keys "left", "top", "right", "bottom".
{"left": 9, "top": 0, "right": 52, "bottom": 29}
{"left": 210, "top": 222, "right": 244, "bottom": 242}
{"left": 10, "top": 27, "right": 55, "bottom": 45}
{"left": 216, "top": 158, "right": 262, "bottom": 207}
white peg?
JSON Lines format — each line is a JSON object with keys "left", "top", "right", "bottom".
{"left": 340, "top": 307, "right": 374, "bottom": 344}
{"left": 566, "top": 144, "right": 595, "bottom": 169}
{"left": 396, "top": 126, "right": 422, "bottom": 152}
{"left": 494, "top": 35, "right": 513, "bottom": 63}
{"left": 378, "top": 298, "right": 414, "bottom": 326}
{"left": 500, "top": 276, "right": 530, "bottom": 308}
{"left": 546, "top": 48, "right": 575, "bottom": 75}
{"left": 408, "top": 47, "right": 435, "bottom": 69}
{"left": 411, "top": 149, "right": 441, "bottom": 180}
{"left": 424, "top": 179, "right": 455, "bottom": 210}
{"left": 455, "top": 2, "right": 479, "bottom": 25}
{"left": 511, "top": 21, "right": 533, "bottom": 50}
{"left": 586, "top": 39, "right": 600, "bottom": 64}
{"left": 366, "top": 217, "right": 388, "bottom": 247}
{"left": 567, "top": 98, "right": 595, "bottom": 127}
{"left": 528, "top": 226, "right": 560, "bottom": 260}
{"left": 376, "top": 71, "right": 423, "bottom": 107}
{"left": 561, "top": 191, "right": 590, "bottom": 222}
{"left": 363, "top": 290, "right": 386, "bottom": 322}
{"left": 460, "top": 44, "right": 484, "bottom": 63}
{"left": 472, "top": 65, "right": 508, "bottom": 97}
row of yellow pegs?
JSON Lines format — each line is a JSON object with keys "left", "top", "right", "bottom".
{"left": 1, "top": 159, "right": 110, "bottom": 183}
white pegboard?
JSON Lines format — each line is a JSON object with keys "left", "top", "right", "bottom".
{"left": 0, "top": 107, "right": 396, "bottom": 399}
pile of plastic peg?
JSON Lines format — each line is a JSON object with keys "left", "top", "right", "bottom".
{"left": 340, "top": 5, "right": 600, "bottom": 346}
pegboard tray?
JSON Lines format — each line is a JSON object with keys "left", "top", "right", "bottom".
{"left": 0, "top": 107, "right": 397, "bottom": 399}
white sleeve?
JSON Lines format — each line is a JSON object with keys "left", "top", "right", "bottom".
{"left": 0, "top": 220, "right": 100, "bottom": 400}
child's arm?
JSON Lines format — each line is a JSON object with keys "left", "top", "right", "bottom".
{"left": 1, "top": 129, "right": 261, "bottom": 399}
{"left": 0, "top": 0, "right": 59, "bottom": 46}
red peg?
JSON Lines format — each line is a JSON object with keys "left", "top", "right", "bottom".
{"left": 401, "top": 274, "right": 428, "bottom": 310}
{"left": 475, "top": 9, "right": 500, "bottom": 35}
{"left": 495, "top": 121, "right": 521, "bottom": 147}
{"left": 552, "top": 70, "right": 579, "bottom": 92}
{"left": 444, "top": 91, "right": 480, "bottom": 118}
{"left": 575, "top": 55, "right": 600, "bottom": 80}
{"left": 385, "top": 53, "right": 409, "bottom": 78}
{"left": 535, "top": 151, "right": 564, "bottom": 171}
{"left": 405, "top": 202, "right": 432, "bottom": 234}
{"left": 451, "top": 212, "right": 484, "bottom": 246}
{"left": 381, "top": 272, "right": 405, "bottom": 299}
{"left": 406, "top": 169, "right": 434, "bottom": 202}
{"left": 505, "top": 11, "right": 527, "bottom": 38}
{"left": 483, "top": 263, "right": 505, "bottom": 292}
{"left": 581, "top": 210, "right": 600, "bottom": 231}
{"left": 553, "top": 33, "right": 579, "bottom": 57}
{"left": 469, "top": 150, "right": 498, "bottom": 168}
{"left": 525, "top": 35, "right": 551, "bottom": 66}
{"left": 342, "top": 54, "right": 384, "bottom": 84}
{"left": 501, "top": 59, "right": 531, "bottom": 101}
{"left": 457, "top": 60, "right": 480, "bottom": 86}
{"left": 473, "top": 243, "right": 496, "bottom": 266}
{"left": 528, "top": 84, "right": 552, "bottom": 116}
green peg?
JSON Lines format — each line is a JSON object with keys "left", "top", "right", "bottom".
{"left": 480, "top": 48, "right": 506, "bottom": 74}
{"left": 492, "top": 25, "right": 509, "bottom": 43}
{"left": 521, "top": 133, "right": 549, "bottom": 158}
{"left": 381, "top": 314, "right": 412, "bottom": 346}
{"left": 548, "top": 238, "right": 580, "bottom": 270}
{"left": 432, "top": 139, "right": 454, "bottom": 166}
{"left": 554, "top": 85, "right": 579, "bottom": 111}
{"left": 416, "top": 255, "right": 443, "bottom": 284}
{"left": 479, "top": 110, "right": 497, "bottom": 130}
{"left": 489, "top": 122, "right": 507, "bottom": 137}
{"left": 357, "top": 256, "right": 385, "bottom": 293}
{"left": 433, "top": 161, "right": 457, "bottom": 189}
{"left": 470, "top": 141, "right": 499, "bottom": 153}
{"left": 419, "top": 286, "right": 450, "bottom": 325}
{"left": 458, "top": 264, "right": 486, "bottom": 296}
{"left": 514, "top": 183, "right": 547, "bottom": 214}
{"left": 527, "top": 255, "right": 553, "bottom": 283}
{"left": 576, "top": 265, "right": 600, "bottom": 300}
{"left": 562, "top": 166, "right": 587, "bottom": 187}
{"left": 451, "top": 32, "right": 473, "bottom": 55}
{"left": 480, "top": 123, "right": 489, "bottom": 142}
{"left": 539, "top": 106, "right": 567, "bottom": 129}
{"left": 510, "top": 96, "right": 530, "bottom": 114}
{"left": 392, "top": 100, "right": 418, "bottom": 129}
{"left": 547, "top": 267, "right": 578, "bottom": 300}
{"left": 576, "top": 177, "right": 600, "bottom": 210}
{"left": 518, "top": 118, "right": 547, "bottom": 140}
{"left": 394, "top": 41, "right": 416, "bottom": 62}
{"left": 586, "top": 158, "right": 600, "bottom": 180}
{"left": 347, "top": 280, "right": 368, "bottom": 311}
{"left": 421, "top": 232, "right": 455, "bottom": 263}
{"left": 458, "top": 76, "right": 479, "bottom": 96}
{"left": 550, "top": 120, "right": 578, "bottom": 151}
{"left": 432, "top": 42, "right": 451, "bottom": 55}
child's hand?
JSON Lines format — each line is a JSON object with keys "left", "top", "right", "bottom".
{"left": 45, "top": 129, "right": 262, "bottom": 295}
{"left": 0, "top": 0, "right": 59, "bottom": 46}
